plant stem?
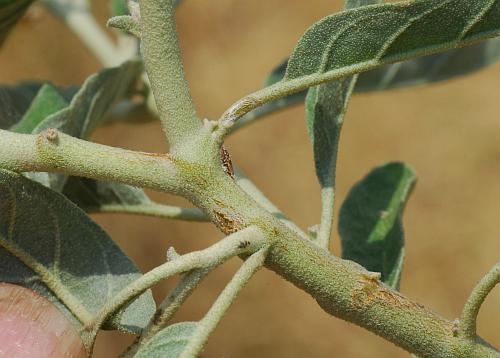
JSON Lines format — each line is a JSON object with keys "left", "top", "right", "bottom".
{"left": 458, "top": 262, "right": 500, "bottom": 340}
{"left": 1, "top": 131, "right": 498, "bottom": 357}
{"left": 93, "top": 203, "right": 209, "bottom": 222}
{"left": 41, "top": 0, "right": 134, "bottom": 67}
{"left": 216, "top": 36, "right": 500, "bottom": 140}
{"left": 0, "top": 129, "right": 182, "bottom": 194}
{"left": 139, "top": 0, "right": 201, "bottom": 148}
{"left": 182, "top": 162, "right": 500, "bottom": 358}
{"left": 228, "top": 94, "right": 305, "bottom": 134}
{"left": 123, "top": 269, "right": 209, "bottom": 357}
{"left": 180, "top": 247, "right": 268, "bottom": 358}
{"left": 316, "top": 187, "right": 335, "bottom": 249}
{"left": 82, "top": 226, "right": 266, "bottom": 345}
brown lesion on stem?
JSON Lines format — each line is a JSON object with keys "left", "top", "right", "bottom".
{"left": 220, "top": 145, "right": 234, "bottom": 178}
{"left": 214, "top": 210, "right": 243, "bottom": 234}
{"left": 352, "top": 272, "right": 424, "bottom": 312}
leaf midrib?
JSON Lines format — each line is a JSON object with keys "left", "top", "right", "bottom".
{"left": 0, "top": 184, "right": 93, "bottom": 325}
{"left": 0, "top": 234, "right": 93, "bottom": 324}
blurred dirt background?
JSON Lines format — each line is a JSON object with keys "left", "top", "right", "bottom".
{"left": 1, "top": 1, "right": 499, "bottom": 357}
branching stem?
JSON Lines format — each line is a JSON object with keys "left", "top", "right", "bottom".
{"left": 215, "top": 37, "right": 499, "bottom": 140}
{"left": 82, "top": 226, "right": 266, "bottom": 345}
{"left": 180, "top": 247, "right": 269, "bottom": 358}
{"left": 458, "top": 262, "right": 500, "bottom": 340}
{"left": 122, "top": 269, "right": 210, "bottom": 358}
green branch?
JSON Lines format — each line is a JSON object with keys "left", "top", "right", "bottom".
{"left": 94, "top": 203, "right": 208, "bottom": 222}
{"left": 458, "top": 262, "right": 500, "bottom": 341}
{"left": 139, "top": 0, "right": 201, "bottom": 148}
{"left": 0, "top": 129, "right": 183, "bottom": 194}
{"left": 180, "top": 247, "right": 269, "bottom": 358}
{"left": 186, "top": 167, "right": 499, "bottom": 358}
{"left": 1, "top": 128, "right": 498, "bottom": 357}
{"left": 137, "top": 269, "right": 209, "bottom": 350}
{"left": 82, "top": 226, "right": 267, "bottom": 346}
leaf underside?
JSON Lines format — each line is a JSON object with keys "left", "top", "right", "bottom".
{"left": 134, "top": 322, "right": 198, "bottom": 358}
{"left": 62, "top": 176, "right": 152, "bottom": 212}
{"left": 0, "top": 169, "right": 156, "bottom": 333}
{"left": 10, "top": 61, "right": 142, "bottom": 191}
{"left": 302, "top": 0, "right": 381, "bottom": 246}
{"left": 339, "top": 162, "right": 416, "bottom": 289}
{"left": 306, "top": 0, "right": 380, "bottom": 190}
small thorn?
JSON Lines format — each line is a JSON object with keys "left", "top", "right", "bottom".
{"left": 452, "top": 319, "right": 460, "bottom": 337}
{"left": 361, "top": 271, "right": 382, "bottom": 284}
{"left": 166, "top": 247, "right": 180, "bottom": 261}
{"left": 307, "top": 225, "right": 319, "bottom": 240}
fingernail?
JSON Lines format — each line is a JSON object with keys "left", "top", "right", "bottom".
{"left": 0, "top": 283, "right": 86, "bottom": 358}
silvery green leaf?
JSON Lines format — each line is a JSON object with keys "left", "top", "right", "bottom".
{"left": 11, "top": 83, "right": 69, "bottom": 134}
{"left": 252, "top": 4, "right": 500, "bottom": 127}
{"left": 62, "top": 176, "right": 150, "bottom": 210}
{"left": 285, "top": 1, "right": 500, "bottom": 81}
{"left": 34, "top": 59, "right": 142, "bottom": 139}
{"left": 134, "top": 322, "right": 197, "bottom": 358}
{"left": 304, "top": 0, "right": 380, "bottom": 246}
{"left": 305, "top": 75, "right": 355, "bottom": 246}
{"left": 355, "top": 37, "right": 500, "bottom": 91}
{"left": 0, "top": 169, "right": 156, "bottom": 333}
{"left": 28, "top": 60, "right": 142, "bottom": 191}
{"left": 0, "top": 82, "right": 49, "bottom": 129}
{"left": 339, "top": 162, "right": 416, "bottom": 289}
{"left": 0, "top": 82, "right": 77, "bottom": 130}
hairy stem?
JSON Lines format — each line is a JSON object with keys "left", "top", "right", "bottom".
{"left": 0, "top": 129, "right": 182, "bottom": 194}
{"left": 180, "top": 247, "right": 268, "bottom": 358}
{"left": 458, "top": 262, "right": 500, "bottom": 340}
{"left": 179, "top": 158, "right": 499, "bottom": 358}
{"left": 82, "top": 226, "right": 267, "bottom": 347}
{"left": 1, "top": 130, "right": 498, "bottom": 357}
{"left": 315, "top": 187, "right": 335, "bottom": 249}
{"left": 139, "top": 0, "right": 201, "bottom": 148}
{"left": 93, "top": 203, "right": 208, "bottom": 222}
{"left": 216, "top": 38, "right": 500, "bottom": 140}
{"left": 121, "top": 269, "right": 210, "bottom": 358}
